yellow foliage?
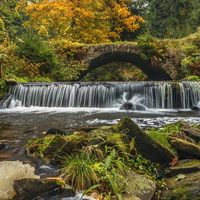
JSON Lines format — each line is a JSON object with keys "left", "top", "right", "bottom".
{"left": 19, "top": 0, "right": 145, "bottom": 43}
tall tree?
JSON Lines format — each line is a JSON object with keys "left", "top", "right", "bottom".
{"left": 19, "top": 0, "right": 145, "bottom": 43}
{"left": 146, "top": 0, "right": 199, "bottom": 38}
{"left": 16, "top": 30, "right": 58, "bottom": 75}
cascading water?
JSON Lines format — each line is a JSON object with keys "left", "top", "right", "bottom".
{"left": 2, "top": 81, "right": 200, "bottom": 109}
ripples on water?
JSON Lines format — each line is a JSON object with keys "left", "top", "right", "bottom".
{"left": 0, "top": 107, "right": 200, "bottom": 171}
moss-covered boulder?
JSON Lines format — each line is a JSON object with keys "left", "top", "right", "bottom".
{"left": 179, "top": 121, "right": 200, "bottom": 143}
{"left": 123, "top": 171, "right": 156, "bottom": 200}
{"left": 111, "top": 117, "right": 176, "bottom": 165}
{"left": 26, "top": 126, "right": 133, "bottom": 164}
{"left": 168, "top": 136, "right": 200, "bottom": 159}
{"left": 166, "top": 159, "right": 200, "bottom": 177}
{"left": 161, "top": 159, "right": 200, "bottom": 200}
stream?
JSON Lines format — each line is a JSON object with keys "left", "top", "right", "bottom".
{"left": 1, "top": 81, "right": 200, "bottom": 199}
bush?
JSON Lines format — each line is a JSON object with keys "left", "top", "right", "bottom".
{"left": 16, "top": 30, "right": 58, "bottom": 75}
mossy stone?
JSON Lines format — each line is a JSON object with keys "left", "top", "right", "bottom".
{"left": 111, "top": 117, "right": 176, "bottom": 165}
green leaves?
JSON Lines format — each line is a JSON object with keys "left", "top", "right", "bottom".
{"left": 16, "top": 30, "right": 58, "bottom": 75}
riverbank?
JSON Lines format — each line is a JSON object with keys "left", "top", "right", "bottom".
{"left": 1, "top": 117, "right": 200, "bottom": 200}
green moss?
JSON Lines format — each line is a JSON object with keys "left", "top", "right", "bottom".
{"left": 26, "top": 135, "right": 53, "bottom": 157}
{"left": 165, "top": 185, "right": 192, "bottom": 200}
{"left": 146, "top": 123, "right": 180, "bottom": 155}
{"left": 178, "top": 160, "right": 200, "bottom": 167}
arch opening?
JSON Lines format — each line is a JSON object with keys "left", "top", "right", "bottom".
{"left": 77, "top": 52, "right": 172, "bottom": 81}
{"left": 82, "top": 61, "right": 148, "bottom": 82}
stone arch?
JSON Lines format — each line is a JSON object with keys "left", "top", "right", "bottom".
{"left": 76, "top": 43, "right": 182, "bottom": 81}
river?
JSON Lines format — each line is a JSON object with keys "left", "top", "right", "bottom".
{"left": 1, "top": 107, "right": 200, "bottom": 166}
{"left": 1, "top": 82, "right": 200, "bottom": 198}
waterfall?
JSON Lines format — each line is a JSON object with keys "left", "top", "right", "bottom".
{"left": 2, "top": 81, "right": 200, "bottom": 109}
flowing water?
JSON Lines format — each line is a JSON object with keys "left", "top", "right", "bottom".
{"left": 1, "top": 81, "right": 200, "bottom": 198}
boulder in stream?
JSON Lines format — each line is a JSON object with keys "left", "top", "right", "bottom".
{"left": 111, "top": 117, "right": 176, "bottom": 165}
{"left": 0, "top": 161, "right": 39, "bottom": 200}
{"left": 120, "top": 102, "right": 146, "bottom": 111}
{"left": 191, "top": 105, "right": 200, "bottom": 111}
{"left": 13, "top": 178, "right": 59, "bottom": 200}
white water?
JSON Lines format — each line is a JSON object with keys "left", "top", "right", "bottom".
{"left": 3, "top": 81, "right": 200, "bottom": 109}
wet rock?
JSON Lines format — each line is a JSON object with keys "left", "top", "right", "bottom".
{"left": 5, "top": 78, "right": 17, "bottom": 86}
{"left": 0, "top": 143, "right": 5, "bottom": 150}
{"left": 75, "top": 126, "right": 98, "bottom": 132}
{"left": 171, "top": 130, "right": 196, "bottom": 144}
{"left": 179, "top": 121, "right": 200, "bottom": 142}
{"left": 43, "top": 135, "right": 68, "bottom": 163}
{"left": 120, "top": 102, "right": 133, "bottom": 110}
{"left": 168, "top": 136, "right": 200, "bottom": 158}
{"left": 46, "top": 128, "right": 66, "bottom": 135}
{"left": 0, "top": 94, "right": 12, "bottom": 109}
{"left": 123, "top": 171, "right": 156, "bottom": 200}
{"left": 191, "top": 105, "right": 200, "bottom": 111}
{"left": 13, "top": 178, "right": 59, "bottom": 200}
{"left": 166, "top": 159, "right": 200, "bottom": 177}
{"left": 0, "top": 161, "right": 39, "bottom": 200}
{"left": 120, "top": 102, "right": 146, "bottom": 110}
{"left": 161, "top": 160, "right": 200, "bottom": 200}
{"left": 111, "top": 117, "right": 176, "bottom": 165}
{"left": 133, "top": 104, "right": 146, "bottom": 110}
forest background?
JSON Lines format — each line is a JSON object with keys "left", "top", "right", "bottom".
{"left": 1, "top": 0, "right": 200, "bottom": 91}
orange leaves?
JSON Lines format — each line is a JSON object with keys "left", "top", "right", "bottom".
{"left": 169, "top": 158, "right": 179, "bottom": 166}
{"left": 22, "top": 0, "right": 145, "bottom": 43}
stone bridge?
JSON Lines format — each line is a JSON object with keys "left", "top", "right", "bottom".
{"left": 74, "top": 43, "right": 183, "bottom": 81}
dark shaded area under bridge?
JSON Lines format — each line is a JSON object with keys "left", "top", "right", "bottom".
{"left": 72, "top": 43, "right": 183, "bottom": 81}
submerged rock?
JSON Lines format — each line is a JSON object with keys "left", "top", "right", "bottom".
{"left": 120, "top": 102, "right": 146, "bottom": 111}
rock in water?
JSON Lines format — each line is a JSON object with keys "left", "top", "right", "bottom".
{"left": 120, "top": 102, "right": 146, "bottom": 110}
{"left": 111, "top": 117, "right": 176, "bottom": 165}
{"left": 13, "top": 178, "right": 59, "bottom": 200}
{"left": 191, "top": 105, "right": 200, "bottom": 111}
{"left": 0, "top": 160, "right": 39, "bottom": 200}
{"left": 120, "top": 102, "right": 133, "bottom": 110}
{"left": 134, "top": 104, "right": 146, "bottom": 110}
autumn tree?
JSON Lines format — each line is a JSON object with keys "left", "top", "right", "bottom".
{"left": 19, "top": 0, "right": 145, "bottom": 43}
{"left": 122, "top": 0, "right": 148, "bottom": 40}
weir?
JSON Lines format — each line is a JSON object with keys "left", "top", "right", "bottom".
{"left": 1, "top": 81, "right": 200, "bottom": 109}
